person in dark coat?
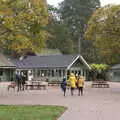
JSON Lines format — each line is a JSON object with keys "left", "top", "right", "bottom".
{"left": 21, "top": 72, "right": 26, "bottom": 91}
{"left": 61, "top": 76, "right": 67, "bottom": 96}
{"left": 15, "top": 71, "right": 21, "bottom": 92}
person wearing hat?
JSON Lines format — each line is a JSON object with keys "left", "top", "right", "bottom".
{"left": 77, "top": 76, "right": 84, "bottom": 96}
{"left": 67, "top": 73, "right": 77, "bottom": 96}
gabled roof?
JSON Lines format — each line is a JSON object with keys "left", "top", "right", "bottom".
{"left": 12, "top": 55, "right": 90, "bottom": 69}
{"left": 0, "top": 54, "right": 16, "bottom": 68}
{"left": 111, "top": 64, "right": 120, "bottom": 70}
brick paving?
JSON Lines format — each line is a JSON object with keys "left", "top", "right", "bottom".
{"left": 0, "top": 82, "right": 120, "bottom": 120}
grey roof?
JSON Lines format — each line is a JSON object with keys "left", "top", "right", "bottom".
{"left": 12, "top": 55, "right": 90, "bottom": 69}
{"left": 111, "top": 64, "right": 120, "bottom": 70}
{"left": 0, "top": 54, "right": 16, "bottom": 68}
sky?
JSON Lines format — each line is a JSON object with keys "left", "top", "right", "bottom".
{"left": 47, "top": 0, "right": 120, "bottom": 6}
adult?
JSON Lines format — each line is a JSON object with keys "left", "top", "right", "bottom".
{"left": 15, "top": 71, "right": 21, "bottom": 92}
{"left": 67, "top": 73, "right": 77, "bottom": 96}
{"left": 21, "top": 72, "right": 26, "bottom": 91}
{"left": 77, "top": 76, "right": 84, "bottom": 96}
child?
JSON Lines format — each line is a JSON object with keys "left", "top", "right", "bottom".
{"left": 61, "top": 76, "right": 67, "bottom": 96}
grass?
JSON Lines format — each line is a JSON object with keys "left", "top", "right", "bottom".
{"left": 0, "top": 105, "right": 67, "bottom": 120}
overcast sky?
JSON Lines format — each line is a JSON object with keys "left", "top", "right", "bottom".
{"left": 47, "top": 0, "right": 120, "bottom": 6}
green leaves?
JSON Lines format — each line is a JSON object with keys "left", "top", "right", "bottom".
{"left": 46, "top": 5, "right": 74, "bottom": 54}
{"left": 0, "top": 0, "right": 49, "bottom": 57}
{"left": 59, "top": 0, "right": 100, "bottom": 54}
{"left": 59, "top": 0, "right": 100, "bottom": 36}
{"left": 85, "top": 5, "right": 120, "bottom": 65}
{"left": 47, "top": 23, "right": 74, "bottom": 54}
{"left": 90, "top": 63, "right": 109, "bottom": 80}
{"left": 90, "top": 63, "right": 109, "bottom": 71}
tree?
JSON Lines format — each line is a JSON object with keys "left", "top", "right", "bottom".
{"left": 59, "top": 0, "right": 100, "bottom": 53}
{"left": 46, "top": 4, "right": 74, "bottom": 54}
{"left": 47, "top": 4, "right": 60, "bottom": 23}
{"left": 0, "top": 0, "right": 49, "bottom": 57}
{"left": 90, "top": 63, "right": 109, "bottom": 81}
{"left": 47, "top": 23, "right": 74, "bottom": 54}
{"left": 85, "top": 5, "right": 120, "bottom": 65}
{"left": 81, "top": 40, "right": 103, "bottom": 63}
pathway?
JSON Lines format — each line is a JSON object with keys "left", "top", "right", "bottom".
{"left": 0, "top": 82, "right": 120, "bottom": 120}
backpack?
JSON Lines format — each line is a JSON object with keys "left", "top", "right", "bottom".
{"left": 61, "top": 81, "right": 66, "bottom": 90}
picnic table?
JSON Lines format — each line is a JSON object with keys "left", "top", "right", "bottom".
{"left": 91, "top": 81, "right": 109, "bottom": 88}
{"left": 25, "top": 81, "right": 48, "bottom": 90}
{"left": 48, "top": 81, "right": 61, "bottom": 86}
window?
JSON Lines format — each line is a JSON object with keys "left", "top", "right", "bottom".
{"left": 48, "top": 70, "right": 51, "bottom": 77}
{"left": 78, "top": 70, "right": 81, "bottom": 76}
{"left": 67, "top": 70, "right": 70, "bottom": 75}
{"left": 63, "top": 70, "right": 65, "bottom": 76}
{"left": 75, "top": 70, "right": 78, "bottom": 75}
{"left": 37, "top": 70, "right": 40, "bottom": 76}
{"left": 52, "top": 70, "right": 54, "bottom": 77}
{"left": 0, "top": 71, "right": 3, "bottom": 76}
{"left": 83, "top": 70, "right": 84, "bottom": 76}
{"left": 71, "top": 71, "right": 74, "bottom": 73}
{"left": 59, "top": 70, "right": 61, "bottom": 77}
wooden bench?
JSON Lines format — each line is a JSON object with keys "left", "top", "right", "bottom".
{"left": 91, "top": 81, "right": 109, "bottom": 88}
{"left": 25, "top": 84, "right": 47, "bottom": 90}
{"left": 48, "top": 81, "right": 61, "bottom": 86}
{"left": 25, "top": 81, "right": 48, "bottom": 90}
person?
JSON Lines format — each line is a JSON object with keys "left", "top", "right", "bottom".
{"left": 61, "top": 76, "right": 67, "bottom": 96}
{"left": 15, "top": 71, "right": 21, "bottom": 92}
{"left": 75, "top": 74, "right": 78, "bottom": 80}
{"left": 77, "top": 76, "right": 84, "bottom": 96}
{"left": 67, "top": 73, "right": 77, "bottom": 96}
{"left": 75, "top": 74, "right": 79, "bottom": 88}
{"left": 21, "top": 72, "right": 26, "bottom": 91}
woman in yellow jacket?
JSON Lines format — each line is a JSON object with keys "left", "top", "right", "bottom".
{"left": 77, "top": 76, "right": 84, "bottom": 96}
{"left": 67, "top": 73, "right": 77, "bottom": 96}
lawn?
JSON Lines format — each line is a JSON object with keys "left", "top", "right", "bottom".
{"left": 0, "top": 105, "right": 66, "bottom": 120}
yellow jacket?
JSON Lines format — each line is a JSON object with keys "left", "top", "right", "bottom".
{"left": 67, "top": 75, "right": 77, "bottom": 88}
{"left": 77, "top": 77, "right": 84, "bottom": 87}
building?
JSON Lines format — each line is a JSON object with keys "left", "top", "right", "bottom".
{"left": 0, "top": 54, "right": 16, "bottom": 82}
{"left": 107, "top": 64, "right": 120, "bottom": 82}
{"left": 13, "top": 55, "right": 91, "bottom": 81}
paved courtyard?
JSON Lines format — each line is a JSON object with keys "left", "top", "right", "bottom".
{"left": 0, "top": 82, "right": 120, "bottom": 120}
